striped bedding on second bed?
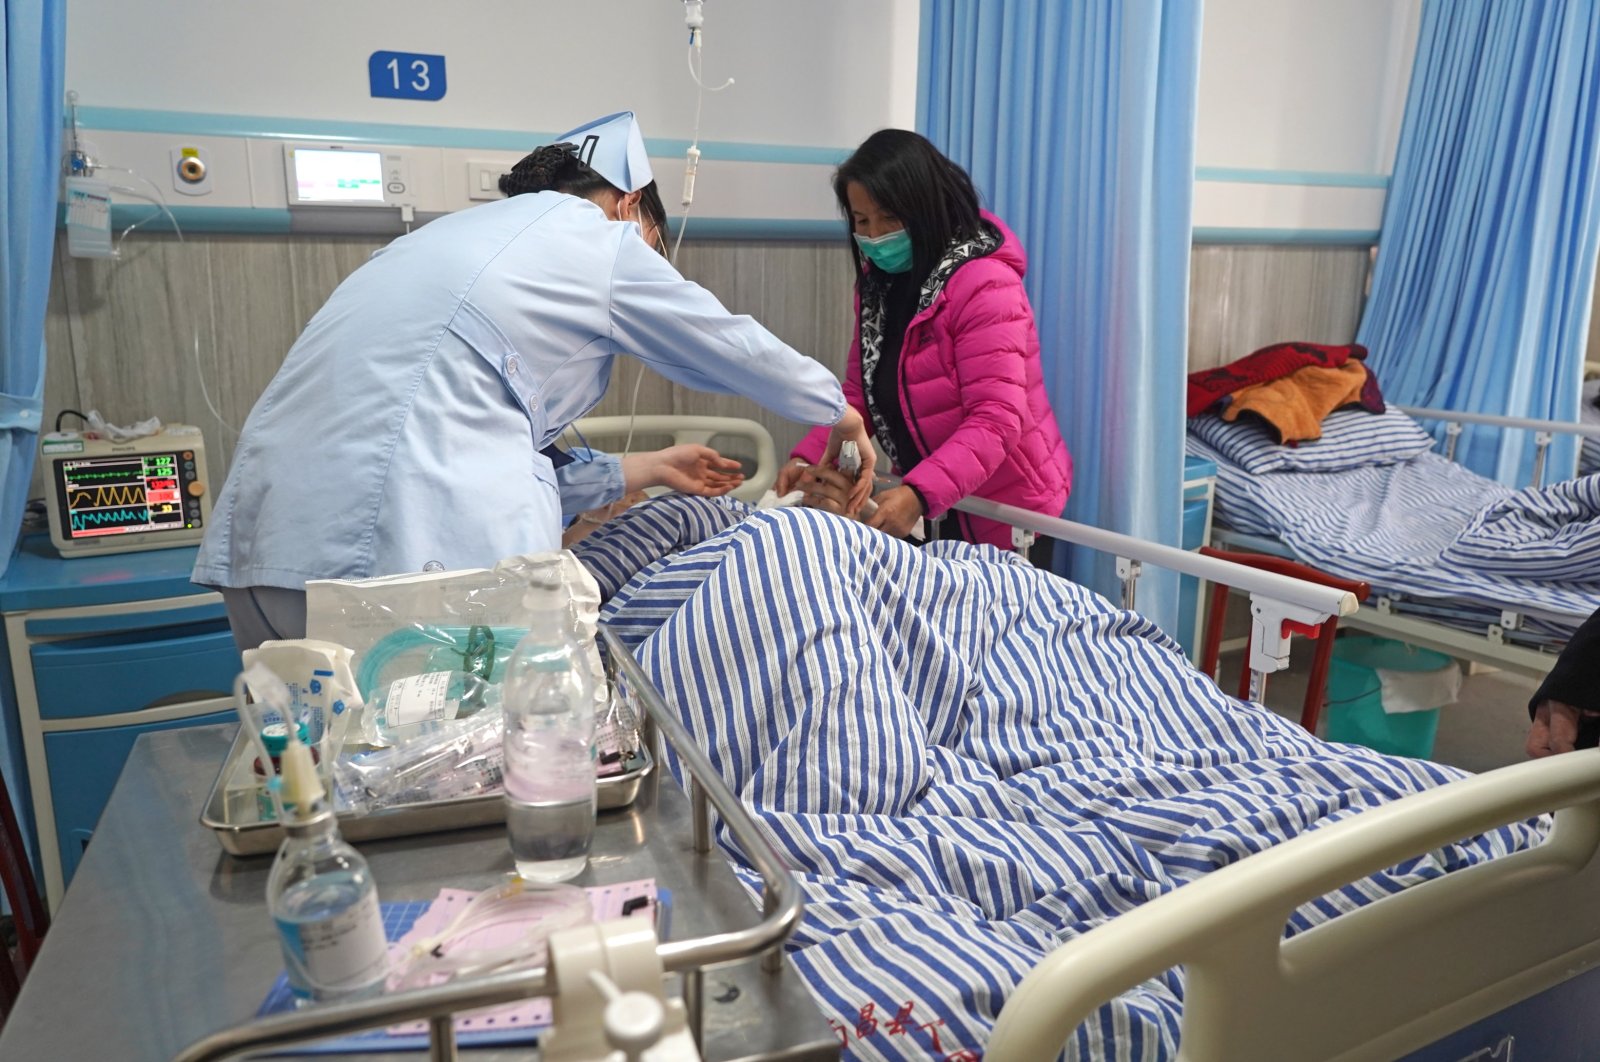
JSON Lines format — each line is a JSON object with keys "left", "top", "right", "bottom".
{"left": 1188, "top": 439, "right": 1600, "bottom": 634}
{"left": 576, "top": 498, "right": 1540, "bottom": 1062}
{"left": 1441, "top": 475, "right": 1600, "bottom": 580}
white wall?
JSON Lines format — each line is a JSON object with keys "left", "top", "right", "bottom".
{"left": 66, "top": 0, "right": 920, "bottom": 149}
{"left": 69, "top": 0, "right": 1424, "bottom": 237}
{"left": 1194, "top": 0, "right": 1422, "bottom": 236}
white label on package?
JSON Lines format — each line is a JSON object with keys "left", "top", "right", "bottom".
{"left": 278, "top": 887, "right": 390, "bottom": 990}
{"left": 384, "top": 672, "right": 456, "bottom": 727}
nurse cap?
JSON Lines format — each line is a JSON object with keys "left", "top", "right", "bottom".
{"left": 554, "top": 110, "right": 654, "bottom": 193}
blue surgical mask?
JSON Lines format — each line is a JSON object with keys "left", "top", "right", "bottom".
{"left": 854, "top": 229, "right": 914, "bottom": 274}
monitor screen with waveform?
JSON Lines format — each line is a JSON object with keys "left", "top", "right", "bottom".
{"left": 56, "top": 452, "right": 199, "bottom": 540}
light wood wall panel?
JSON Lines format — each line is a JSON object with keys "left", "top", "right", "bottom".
{"left": 1587, "top": 263, "right": 1600, "bottom": 372}
{"left": 41, "top": 235, "right": 1382, "bottom": 506}
{"left": 41, "top": 234, "right": 857, "bottom": 496}
{"left": 1188, "top": 245, "right": 1373, "bottom": 372}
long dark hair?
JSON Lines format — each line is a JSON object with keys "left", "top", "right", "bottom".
{"left": 833, "top": 129, "right": 984, "bottom": 284}
{"left": 500, "top": 143, "right": 668, "bottom": 238}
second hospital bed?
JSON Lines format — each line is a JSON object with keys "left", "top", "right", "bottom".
{"left": 1190, "top": 404, "right": 1600, "bottom": 679}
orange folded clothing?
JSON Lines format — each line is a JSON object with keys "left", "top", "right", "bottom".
{"left": 1220, "top": 361, "right": 1370, "bottom": 443}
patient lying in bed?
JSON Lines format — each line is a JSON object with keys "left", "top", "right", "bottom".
{"left": 575, "top": 496, "right": 1543, "bottom": 1062}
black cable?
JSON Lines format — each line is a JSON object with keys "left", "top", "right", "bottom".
{"left": 54, "top": 409, "right": 87, "bottom": 432}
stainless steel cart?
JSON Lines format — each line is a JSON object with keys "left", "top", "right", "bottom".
{"left": 0, "top": 628, "right": 835, "bottom": 1062}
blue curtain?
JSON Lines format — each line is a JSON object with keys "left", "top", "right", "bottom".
{"left": 1, "top": 0, "right": 66, "bottom": 576}
{"left": 1358, "top": 0, "right": 1600, "bottom": 484}
{"left": 919, "top": 0, "right": 1201, "bottom": 631}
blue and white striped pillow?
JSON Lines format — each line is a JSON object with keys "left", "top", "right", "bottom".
{"left": 1187, "top": 408, "right": 1436, "bottom": 473}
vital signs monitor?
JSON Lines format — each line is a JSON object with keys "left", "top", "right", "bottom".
{"left": 40, "top": 425, "right": 211, "bottom": 558}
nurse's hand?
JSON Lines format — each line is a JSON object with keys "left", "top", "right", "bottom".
{"left": 623, "top": 445, "right": 745, "bottom": 497}
{"left": 865, "top": 485, "right": 923, "bottom": 538}
{"left": 819, "top": 408, "right": 876, "bottom": 514}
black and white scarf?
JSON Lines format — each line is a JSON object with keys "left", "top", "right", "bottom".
{"left": 857, "top": 224, "right": 1002, "bottom": 471}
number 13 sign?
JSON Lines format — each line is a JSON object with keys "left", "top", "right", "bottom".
{"left": 369, "top": 51, "right": 447, "bottom": 101}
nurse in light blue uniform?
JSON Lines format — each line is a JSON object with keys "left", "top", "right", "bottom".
{"left": 194, "top": 111, "right": 873, "bottom": 648}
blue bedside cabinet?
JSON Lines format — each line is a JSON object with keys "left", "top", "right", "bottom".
{"left": 0, "top": 535, "right": 240, "bottom": 910}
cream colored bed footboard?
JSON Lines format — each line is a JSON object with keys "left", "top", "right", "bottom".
{"left": 987, "top": 749, "right": 1600, "bottom": 1062}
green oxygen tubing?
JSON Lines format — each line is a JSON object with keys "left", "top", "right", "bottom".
{"left": 356, "top": 624, "right": 527, "bottom": 707}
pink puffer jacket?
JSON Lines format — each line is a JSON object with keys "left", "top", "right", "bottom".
{"left": 794, "top": 212, "right": 1072, "bottom": 550}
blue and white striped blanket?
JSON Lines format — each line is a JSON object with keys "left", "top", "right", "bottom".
{"left": 1189, "top": 439, "right": 1600, "bottom": 633}
{"left": 577, "top": 497, "right": 1540, "bottom": 1061}
{"left": 1441, "top": 475, "right": 1600, "bottom": 580}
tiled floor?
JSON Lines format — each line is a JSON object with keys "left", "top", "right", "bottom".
{"left": 1215, "top": 634, "right": 1540, "bottom": 774}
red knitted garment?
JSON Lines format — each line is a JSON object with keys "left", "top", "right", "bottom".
{"left": 1187, "top": 342, "right": 1383, "bottom": 417}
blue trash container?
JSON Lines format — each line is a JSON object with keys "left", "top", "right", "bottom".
{"left": 1325, "top": 636, "right": 1455, "bottom": 758}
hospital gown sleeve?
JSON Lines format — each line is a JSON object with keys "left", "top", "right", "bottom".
{"left": 555, "top": 449, "right": 626, "bottom": 518}
{"left": 1530, "top": 607, "right": 1600, "bottom": 739}
{"left": 792, "top": 308, "right": 867, "bottom": 464}
{"left": 607, "top": 232, "right": 845, "bottom": 428}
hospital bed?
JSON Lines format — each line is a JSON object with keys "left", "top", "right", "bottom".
{"left": 170, "top": 418, "right": 1600, "bottom": 1061}
{"left": 1197, "top": 405, "right": 1600, "bottom": 680}
{"left": 987, "top": 745, "right": 1600, "bottom": 1061}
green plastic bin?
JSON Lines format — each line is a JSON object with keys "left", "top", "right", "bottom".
{"left": 1324, "top": 636, "right": 1454, "bottom": 759}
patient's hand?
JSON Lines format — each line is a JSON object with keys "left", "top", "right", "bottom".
{"left": 797, "top": 464, "right": 859, "bottom": 517}
{"left": 1527, "top": 699, "right": 1583, "bottom": 758}
{"left": 562, "top": 490, "right": 650, "bottom": 547}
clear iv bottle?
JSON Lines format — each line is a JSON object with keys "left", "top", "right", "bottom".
{"left": 266, "top": 734, "right": 389, "bottom": 1004}
{"left": 500, "top": 575, "right": 597, "bottom": 884}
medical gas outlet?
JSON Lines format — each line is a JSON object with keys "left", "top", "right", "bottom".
{"left": 172, "top": 145, "right": 213, "bottom": 196}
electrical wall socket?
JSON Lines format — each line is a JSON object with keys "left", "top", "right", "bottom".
{"left": 466, "top": 160, "right": 505, "bottom": 201}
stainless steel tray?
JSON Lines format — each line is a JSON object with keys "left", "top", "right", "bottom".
{"left": 201, "top": 726, "right": 654, "bottom": 857}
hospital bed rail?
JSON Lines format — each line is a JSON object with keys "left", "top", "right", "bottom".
{"left": 1397, "top": 404, "right": 1600, "bottom": 487}
{"left": 572, "top": 414, "right": 780, "bottom": 503}
{"left": 986, "top": 747, "right": 1600, "bottom": 1062}
{"left": 950, "top": 494, "right": 1359, "bottom": 701}
{"left": 171, "top": 627, "right": 803, "bottom": 1062}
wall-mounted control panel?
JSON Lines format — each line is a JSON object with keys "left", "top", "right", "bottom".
{"left": 283, "top": 142, "right": 414, "bottom": 208}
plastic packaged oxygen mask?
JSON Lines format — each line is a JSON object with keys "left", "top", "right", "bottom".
{"left": 306, "top": 551, "right": 624, "bottom": 815}
{"left": 356, "top": 623, "right": 517, "bottom": 744}
{"left": 305, "top": 552, "right": 606, "bottom": 749}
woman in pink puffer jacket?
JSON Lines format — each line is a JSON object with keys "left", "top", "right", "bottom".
{"left": 782, "top": 129, "right": 1072, "bottom": 553}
